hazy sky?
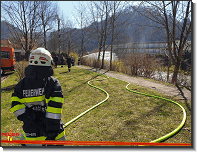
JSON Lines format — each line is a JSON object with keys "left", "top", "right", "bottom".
{"left": 58, "top": 1, "right": 88, "bottom": 28}
{"left": 58, "top": 1, "right": 79, "bottom": 18}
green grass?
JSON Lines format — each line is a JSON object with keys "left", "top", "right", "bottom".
{"left": 1, "top": 65, "right": 191, "bottom": 146}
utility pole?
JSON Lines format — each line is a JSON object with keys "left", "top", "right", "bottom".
{"left": 55, "top": 15, "right": 61, "bottom": 55}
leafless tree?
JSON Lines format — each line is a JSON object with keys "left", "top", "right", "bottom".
{"left": 89, "top": 1, "right": 114, "bottom": 69}
{"left": 59, "top": 12, "right": 66, "bottom": 53}
{"left": 1, "top": 1, "right": 59, "bottom": 60}
{"left": 108, "top": 1, "right": 130, "bottom": 71}
{"left": 47, "top": 31, "right": 59, "bottom": 53}
{"left": 131, "top": 1, "right": 191, "bottom": 85}
{"left": 89, "top": 1, "right": 141, "bottom": 70}
{"left": 89, "top": 1, "right": 104, "bottom": 68}
{"left": 47, "top": 14, "right": 76, "bottom": 55}
{"left": 39, "top": 1, "right": 58, "bottom": 49}
{"left": 1, "top": 1, "right": 44, "bottom": 60}
{"left": 100, "top": 1, "right": 111, "bottom": 69}
{"left": 62, "top": 20, "right": 78, "bottom": 55}
{"left": 73, "top": 1, "right": 91, "bottom": 58}
{"left": 28, "top": 1, "right": 42, "bottom": 52}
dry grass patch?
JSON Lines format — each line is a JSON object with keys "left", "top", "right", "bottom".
{"left": 1, "top": 65, "right": 191, "bottom": 147}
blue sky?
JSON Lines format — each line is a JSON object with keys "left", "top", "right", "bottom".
{"left": 58, "top": 1, "right": 88, "bottom": 28}
{"left": 58, "top": 1, "right": 78, "bottom": 18}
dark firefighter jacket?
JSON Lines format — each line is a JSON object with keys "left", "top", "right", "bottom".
{"left": 67, "top": 58, "right": 71, "bottom": 68}
{"left": 10, "top": 65, "right": 65, "bottom": 140}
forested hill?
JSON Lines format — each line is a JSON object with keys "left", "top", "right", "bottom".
{"left": 1, "top": 8, "right": 191, "bottom": 53}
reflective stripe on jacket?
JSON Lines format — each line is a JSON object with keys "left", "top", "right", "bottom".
{"left": 11, "top": 77, "right": 64, "bottom": 119}
{"left": 22, "top": 130, "right": 65, "bottom": 141}
{"left": 10, "top": 76, "right": 64, "bottom": 139}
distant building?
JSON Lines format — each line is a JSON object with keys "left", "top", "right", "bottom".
{"left": 1, "top": 39, "right": 12, "bottom": 47}
{"left": 1, "top": 39, "right": 39, "bottom": 61}
{"left": 113, "top": 42, "right": 168, "bottom": 55}
{"left": 113, "top": 41, "right": 191, "bottom": 56}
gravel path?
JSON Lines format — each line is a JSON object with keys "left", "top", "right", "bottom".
{"left": 1, "top": 75, "right": 9, "bottom": 83}
{"left": 77, "top": 65, "right": 191, "bottom": 101}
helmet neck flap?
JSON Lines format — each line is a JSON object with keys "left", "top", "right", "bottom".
{"left": 25, "top": 65, "right": 54, "bottom": 80}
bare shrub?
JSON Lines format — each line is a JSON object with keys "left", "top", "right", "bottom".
{"left": 14, "top": 61, "right": 29, "bottom": 82}
{"left": 81, "top": 53, "right": 157, "bottom": 79}
{"left": 112, "top": 60, "right": 125, "bottom": 73}
{"left": 93, "top": 59, "right": 101, "bottom": 69}
{"left": 122, "top": 53, "right": 157, "bottom": 78}
{"left": 141, "top": 54, "right": 157, "bottom": 78}
{"left": 81, "top": 57, "right": 94, "bottom": 67}
{"left": 81, "top": 57, "right": 108, "bottom": 70}
{"left": 123, "top": 53, "right": 142, "bottom": 76}
{"left": 81, "top": 57, "right": 90, "bottom": 66}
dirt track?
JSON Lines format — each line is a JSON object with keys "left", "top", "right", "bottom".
{"left": 77, "top": 65, "right": 191, "bottom": 101}
{"left": 1, "top": 75, "right": 9, "bottom": 82}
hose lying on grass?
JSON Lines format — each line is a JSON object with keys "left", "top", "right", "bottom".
{"left": 63, "top": 70, "right": 187, "bottom": 144}
{"left": 63, "top": 74, "right": 109, "bottom": 128}
{"left": 125, "top": 81, "right": 186, "bottom": 143}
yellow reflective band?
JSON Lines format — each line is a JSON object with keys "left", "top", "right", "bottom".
{"left": 55, "top": 130, "right": 65, "bottom": 140}
{"left": 46, "top": 107, "right": 62, "bottom": 114}
{"left": 22, "top": 131, "right": 65, "bottom": 140}
{"left": 21, "top": 95, "right": 45, "bottom": 103}
{"left": 25, "top": 136, "right": 46, "bottom": 140}
{"left": 11, "top": 96, "right": 22, "bottom": 102}
{"left": 46, "top": 98, "right": 50, "bottom": 104}
{"left": 10, "top": 104, "right": 26, "bottom": 113}
{"left": 50, "top": 97, "right": 64, "bottom": 103}
{"left": 22, "top": 131, "right": 46, "bottom": 140}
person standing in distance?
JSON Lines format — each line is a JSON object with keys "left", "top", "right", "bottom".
{"left": 67, "top": 56, "right": 71, "bottom": 72}
{"left": 53, "top": 54, "right": 58, "bottom": 68}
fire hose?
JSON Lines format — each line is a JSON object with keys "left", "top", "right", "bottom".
{"left": 2, "top": 70, "right": 187, "bottom": 146}
{"left": 63, "top": 72, "right": 187, "bottom": 144}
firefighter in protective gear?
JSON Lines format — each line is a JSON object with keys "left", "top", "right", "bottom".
{"left": 10, "top": 48, "right": 65, "bottom": 146}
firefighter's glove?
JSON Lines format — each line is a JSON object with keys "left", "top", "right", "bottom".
{"left": 44, "top": 118, "right": 60, "bottom": 140}
{"left": 17, "top": 108, "right": 35, "bottom": 123}
{"left": 17, "top": 113, "right": 33, "bottom": 123}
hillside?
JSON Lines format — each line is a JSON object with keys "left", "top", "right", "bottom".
{"left": 48, "top": 9, "right": 191, "bottom": 54}
{"left": 46, "top": 10, "right": 168, "bottom": 53}
{"left": 1, "top": 8, "right": 191, "bottom": 53}
{"left": 1, "top": 21, "right": 12, "bottom": 40}
{"left": 1, "top": 21, "right": 22, "bottom": 40}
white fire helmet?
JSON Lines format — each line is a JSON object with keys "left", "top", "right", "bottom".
{"left": 29, "top": 47, "right": 53, "bottom": 66}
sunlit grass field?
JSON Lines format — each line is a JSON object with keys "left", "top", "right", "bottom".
{"left": 1, "top": 65, "right": 191, "bottom": 146}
